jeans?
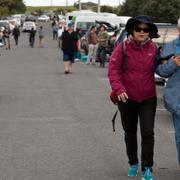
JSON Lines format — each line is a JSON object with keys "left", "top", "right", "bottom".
{"left": 172, "top": 113, "right": 180, "bottom": 165}
{"left": 29, "top": 36, "right": 35, "bottom": 48}
{"left": 117, "top": 97, "right": 157, "bottom": 171}
{"left": 96, "top": 47, "right": 106, "bottom": 66}
{"left": 14, "top": 35, "right": 19, "bottom": 45}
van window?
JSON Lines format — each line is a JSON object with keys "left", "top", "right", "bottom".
{"left": 77, "top": 22, "right": 94, "bottom": 31}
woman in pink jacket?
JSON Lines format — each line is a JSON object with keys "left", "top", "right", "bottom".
{"left": 108, "top": 16, "right": 158, "bottom": 180}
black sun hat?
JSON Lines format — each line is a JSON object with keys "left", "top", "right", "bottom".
{"left": 125, "top": 15, "right": 158, "bottom": 38}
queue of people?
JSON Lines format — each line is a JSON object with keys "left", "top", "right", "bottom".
{"left": 0, "top": 25, "right": 21, "bottom": 49}
{"left": 2, "top": 26, "right": 11, "bottom": 49}
{"left": 86, "top": 24, "right": 109, "bottom": 67}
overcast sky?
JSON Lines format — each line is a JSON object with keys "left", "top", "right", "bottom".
{"left": 24, "top": 0, "right": 124, "bottom": 7}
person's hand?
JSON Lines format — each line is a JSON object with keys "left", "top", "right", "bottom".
{"left": 172, "top": 55, "right": 180, "bottom": 66}
{"left": 117, "top": 92, "right": 128, "bottom": 103}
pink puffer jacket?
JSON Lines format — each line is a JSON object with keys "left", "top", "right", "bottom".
{"left": 108, "top": 38, "right": 157, "bottom": 102}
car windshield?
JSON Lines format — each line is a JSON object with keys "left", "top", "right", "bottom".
{"left": 0, "top": 22, "right": 8, "bottom": 27}
{"left": 77, "top": 22, "right": 94, "bottom": 31}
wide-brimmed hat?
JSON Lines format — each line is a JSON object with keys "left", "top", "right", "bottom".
{"left": 125, "top": 15, "right": 158, "bottom": 38}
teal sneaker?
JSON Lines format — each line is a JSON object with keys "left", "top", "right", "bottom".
{"left": 142, "top": 167, "right": 155, "bottom": 180}
{"left": 127, "top": 164, "right": 138, "bottom": 177}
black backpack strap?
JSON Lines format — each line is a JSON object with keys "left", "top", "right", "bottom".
{"left": 111, "top": 41, "right": 126, "bottom": 133}
{"left": 122, "top": 40, "right": 127, "bottom": 71}
{"left": 112, "top": 110, "right": 118, "bottom": 132}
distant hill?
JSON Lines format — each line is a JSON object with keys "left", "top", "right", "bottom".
{"left": 74, "top": 1, "right": 97, "bottom": 9}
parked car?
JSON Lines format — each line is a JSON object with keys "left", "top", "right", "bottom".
{"left": 25, "top": 15, "right": 36, "bottom": 22}
{"left": 38, "top": 15, "right": 50, "bottom": 22}
{"left": 0, "top": 20, "right": 14, "bottom": 31}
{"left": 22, "top": 21, "right": 36, "bottom": 32}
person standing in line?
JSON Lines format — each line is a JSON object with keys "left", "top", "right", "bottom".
{"left": 0, "top": 28, "right": 4, "bottom": 47}
{"left": 74, "top": 28, "right": 82, "bottom": 61}
{"left": 12, "top": 25, "right": 20, "bottom": 45}
{"left": 38, "top": 26, "right": 44, "bottom": 48}
{"left": 86, "top": 26, "right": 97, "bottom": 65}
{"left": 96, "top": 24, "right": 109, "bottom": 67}
{"left": 60, "top": 23, "right": 79, "bottom": 74}
{"left": 108, "top": 16, "right": 159, "bottom": 180}
{"left": 52, "top": 20, "right": 58, "bottom": 40}
{"left": 57, "top": 25, "right": 64, "bottom": 48}
{"left": 156, "top": 17, "right": 180, "bottom": 165}
{"left": 29, "top": 27, "right": 36, "bottom": 48}
{"left": 3, "top": 26, "right": 11, "bottom": 50}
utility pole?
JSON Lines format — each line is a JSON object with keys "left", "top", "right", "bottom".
{"left": 66, "top": 0, "right": 68, "bottom": 8}
{"left": 79, "top": 0, "right": 81, "bottom": 11}
{"left": 97, "top": 0, "right": 100, "bottom": 13}
{"left": 119, "top": 0, "right": 121, "bottom": 6}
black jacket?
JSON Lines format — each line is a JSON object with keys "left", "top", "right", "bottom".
{"left": 13, "top": 27, "right": 20, "bottom": 37}
{"left": 61, "top": 30, "right": 79, "bottom": 53}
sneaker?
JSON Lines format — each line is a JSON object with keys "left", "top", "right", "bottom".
{"left": 142, "top": 167, "right": 155, "bottom": 180}
{"left": 128, "top": 164, "right": 138, "bottom": 177}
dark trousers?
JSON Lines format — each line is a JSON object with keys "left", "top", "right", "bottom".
{"left": 117, "top": 97, "right": 157, "bottom": 171}
{"left": 53, "top": 31, "right": 57, "bottom": 40}
{"left": 96, "top": 47, "right": 106, "bottom": 66}
{"left": 14, "top": 35, "right": 18, "bottom": 45}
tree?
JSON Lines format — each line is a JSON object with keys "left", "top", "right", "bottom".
{"left": 119, "top": 0, "right": 144, "bottom": 17}
{"left": 120, "top": 0, "right": 180, "bottom": 23}
{"left": 0, "top": 0, "right": 26, "bottom": 15}
{"left": 100, "top": 6, "right": 114, "bottom": 13}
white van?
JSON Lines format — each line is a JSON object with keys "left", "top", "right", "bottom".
{"left": 66, "top": 10, "right": 97, "bottom": 23}
{"left": 73, "top": 15, "right": 131, "bottom": 32}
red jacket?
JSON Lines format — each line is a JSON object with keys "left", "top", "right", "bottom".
{"left": 108, "top": 38, "right": 157, "bottom": 102}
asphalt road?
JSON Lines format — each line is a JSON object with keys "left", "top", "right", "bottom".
{"left": 0, "top": 22, "right": 179, "bottom": 180}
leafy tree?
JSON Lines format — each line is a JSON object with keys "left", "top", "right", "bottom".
{"left": 0, "top": 0, "right": 26, "bottom": 15}
{"left": 120, "top": 0, "right": 180, "bottom": 23}
{"left": 100, "top": 6, "right": 114, "bottom": 13}
{"left": 120, "top": 0, "right": 144, "bottom": 17}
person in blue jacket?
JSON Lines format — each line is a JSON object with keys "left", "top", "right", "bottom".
{"left": 156, "top": 17, "right": 180, "bottom": 165}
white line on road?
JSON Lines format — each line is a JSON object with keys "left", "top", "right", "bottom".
{"left": 157, "top": 108, "right": 167, "bottom": 111}
{"left": 167, "top": 131, "right": 175, "bottom": 133}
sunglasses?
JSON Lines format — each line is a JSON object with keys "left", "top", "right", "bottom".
{"left": 134, "top": 27, "right": 150, "bottom": 33}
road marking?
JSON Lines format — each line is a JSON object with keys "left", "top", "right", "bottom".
{"left": 167, "top": 131, "right": 175, "bottom": 134}
{"left": 157, "top": 108, "right": 166, "bottom": 111}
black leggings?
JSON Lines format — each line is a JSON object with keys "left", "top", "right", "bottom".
{"left": 117, "top": 97, "right": 157, "bottom": 171}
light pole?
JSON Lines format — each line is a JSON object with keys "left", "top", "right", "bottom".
{"left": 98, "top": 0, "right": 100, "bottom": 13}
{"left": 79, "top": 0, "right": 81, "bottom": 10}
